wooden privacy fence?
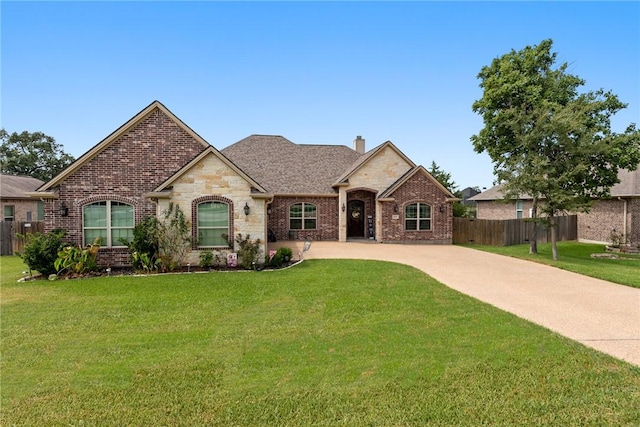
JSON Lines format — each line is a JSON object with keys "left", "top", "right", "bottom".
{"left": 453, "top": 215, "right": 577, "bottom": 246}
{"left": 0, "top": 221, "right": 44, "bottom": 255}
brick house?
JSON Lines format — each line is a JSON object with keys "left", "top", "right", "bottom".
{"left": 469, "top": 168, "right": 640, "bottom": 245}
{"left": 29, "top": 101, "right": 457, "bottom": 266}
{"left": 1, "top": 174, "right": 45, "bottom": 222}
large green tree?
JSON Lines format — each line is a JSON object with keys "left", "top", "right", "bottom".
{"left": 0, "top": 129, "right": 75, "bottom": 181}
{"left": 471, "top": 39, "right": 640, "bottom": 260}
{"left": 428, "top": 161, "right": 467, "bottom": 217}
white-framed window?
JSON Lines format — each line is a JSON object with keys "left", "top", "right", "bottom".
{"left": 4, "top": 205, "right": 14, "bottom": 221}
{"left": 516, "top": 200, "right": 523, "bottom": 219}
{"left": 83, "top": 201, "right": 134, "bottom": 247}
{"left": 405, "top": 203, "right": 431, "bottom": 231}
{"left": 290, "top": 203, "right": 317, "bottom": 230}
{"left": 197, "top": 201, "right": 230, "bottom": 247}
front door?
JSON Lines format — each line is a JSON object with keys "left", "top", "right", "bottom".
{"left": 347, "top": 200, "right": 365, "bottom": 238}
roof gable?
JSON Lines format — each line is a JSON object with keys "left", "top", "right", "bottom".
{"left": 37, "top": 101, "right": 211, "bottom": 192}
{"left": 150, "top": 146, "right": 267, "bottom": 195}
{"left": 379, "top": 166, "right": 456, "bottom": 199}
{"left": 333, "top": 141, "right": 416, "bottom": 186}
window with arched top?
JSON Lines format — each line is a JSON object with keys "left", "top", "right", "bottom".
{"left": 289, "top": 203, "right": 317, "bottom": 230}
{"left": 197, "top": 201, "right": 230, "bottom": 247}
{"left": 405, "top": 203, "right": 431, "bottom": 231}
{"left": 83, "top": 201, "right": 134, "bottom": 246}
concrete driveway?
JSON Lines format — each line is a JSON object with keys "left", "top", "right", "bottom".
{"left": 276, "top": 241, "right": 640, "bottom": 366}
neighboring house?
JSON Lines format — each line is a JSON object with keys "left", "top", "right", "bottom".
{"left": 460, "top": 187, "right": 481, "bottom": 207}
{"left": 28, "top": 101, "right": 457, "bottom": 267}
{"left": 469, "top": 168, "right": 640, "bottom": 244}
{"left": 0, "top": 174, "right": 45, "bottom": 222}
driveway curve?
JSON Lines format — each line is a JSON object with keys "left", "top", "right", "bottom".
{"left": 278, "top": 241, "right": 640, "bottom": 366}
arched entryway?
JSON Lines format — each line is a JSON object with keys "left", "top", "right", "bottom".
{"left": 345, "top": 189, "right": 377, "bottom": 240}
{"left": 347, "top": 200, "right": 365, "bottom": 238}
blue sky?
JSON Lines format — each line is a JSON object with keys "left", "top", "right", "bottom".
{"left": 2, "top": 1, "right": 639, "bottom": 190}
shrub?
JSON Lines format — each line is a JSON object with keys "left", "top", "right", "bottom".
{"left": 120, "top": 216, "right": 160, "bottom": 272}
{"left": 277, "top": 247, "right": 293, "bottom": 263}
{"left": 17, "top": 229, "right": 67, "bottom": 276}
{"left": 610, "top": 229, "right": 626, "bottom": 248}
{"left": 265, "top": 247, "right": 293, "bottom": 268}
{"left": 199, "top": 250, "right": 214, "bottom": 269}
{"left": 54, "top": 237, "right": 101, "bottom": 277}
{"left": 157, "top": 203, "right": 191, "bottom": 272}
{"left": 131, "top": 251, "right": 161, "bottom": 273}
{"left": 234, "top": 233, "right": 262, "bottom": 269}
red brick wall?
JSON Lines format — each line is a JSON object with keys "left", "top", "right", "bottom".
{"left": 382, "top": 172, "right": 453, "bottom": 243}
{"left": 577, "top": 198, "right": 640, "bottom": 244}
{"left": 475, "top": 200, "right": 534, "bottom": 220}
{"left": 630, "top": 199, "right": 640, "bottom": 244}
{"left": 268, "top": 196, "right": 339, "bottom": 241}
{"left": 45, "top": 107, "right": 207, "bottom": 266}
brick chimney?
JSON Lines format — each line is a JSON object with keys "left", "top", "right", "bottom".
{"left": 354, "top": 135, "right": 365, "bottom": 154}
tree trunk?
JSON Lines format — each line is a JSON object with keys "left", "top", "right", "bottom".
{"left": 529, "top": 198, "right": 538, "bottom": 255}
{"left": 550, "top": 216, "right": 559, "bottom": 261}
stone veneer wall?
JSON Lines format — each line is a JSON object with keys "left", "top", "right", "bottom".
{"left": 157, "top": 152, "right": 266, "bottom": 266}
{"left": 382, "top": 172, "right": 453, "bottom": 243}
{"left": 44, "top": 108, "right": 207, "bottom": 266}
{"left": 268, "top": 196, "right": 339, "bottom": 241}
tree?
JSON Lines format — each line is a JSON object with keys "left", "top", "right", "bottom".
{"left": 471, "top": 39, "right": 640, "bottom": 259}
{"left": 428, "top": 161, "right": 467, "bottom": 217}
{"left": 0, "top": 129, "right": 75, "bottom": 181}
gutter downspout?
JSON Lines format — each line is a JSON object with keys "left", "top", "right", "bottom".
{"left": 618, "top": 197, "right": 628, "bottom": 243}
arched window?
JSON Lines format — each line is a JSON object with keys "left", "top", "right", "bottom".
{"left": 197, "top": 201, "right": 230, "bottom": 247}
{"left": 83, "top": 201, "right": 134, "bottom": 246}
{"left": 290, "top": 203, "right": 317, "bottom": 230}
{"left": 405, "top": 203, "right": 431, "bottom": 231}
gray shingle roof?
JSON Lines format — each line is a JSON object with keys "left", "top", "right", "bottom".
{"left": 469, "top": 167, "right": 640, "bottom": 201}
{"left": 613, "top": 168, "right": 640, "bottom": 197}
{"left": 0, "top": 174, "right": 45, "bottom": 199}
{"left": 221, "top": 135, "right": 362, "bottom": 194}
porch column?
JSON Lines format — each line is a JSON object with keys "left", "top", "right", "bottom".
{"left": 338, "top": 188, "right": 347, "bottom": 242}
{"left": 375, "top": 200, "right": 383, "bottom": 242}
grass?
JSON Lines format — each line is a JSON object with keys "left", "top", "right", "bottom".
{"left": 465, "top": 241, "right": 640, "bottom": 289}
{"left": 2, "top": 255, "right": 639, "bottom": 426}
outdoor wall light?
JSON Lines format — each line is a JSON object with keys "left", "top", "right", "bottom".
{"left": 244, "top": 202, "right": 250, "bottom": 216}
{"left": 393, "top": 203, "right": 399, "bottom": 213}
{"left": 439, "top": 204, "right": 445, "bottom": 213}
{"left": 341, "top": 203, "right": 346, "bottom": 212}
{"left": 59, "top": 202, "right": 69, "bottom": 217}
{"left": 267, "top": 205, "right": 272, "bottom": 215}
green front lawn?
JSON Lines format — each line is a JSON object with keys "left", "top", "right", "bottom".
{"left": 466, "top": 242, "right": 640, "bottom": 288}
{"left": 2, "top": 256, "right": 639, "bottom": 426}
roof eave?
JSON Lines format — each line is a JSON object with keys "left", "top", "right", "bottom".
{"left": 25, "top": 191, "right": 58, "bottom": 199}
